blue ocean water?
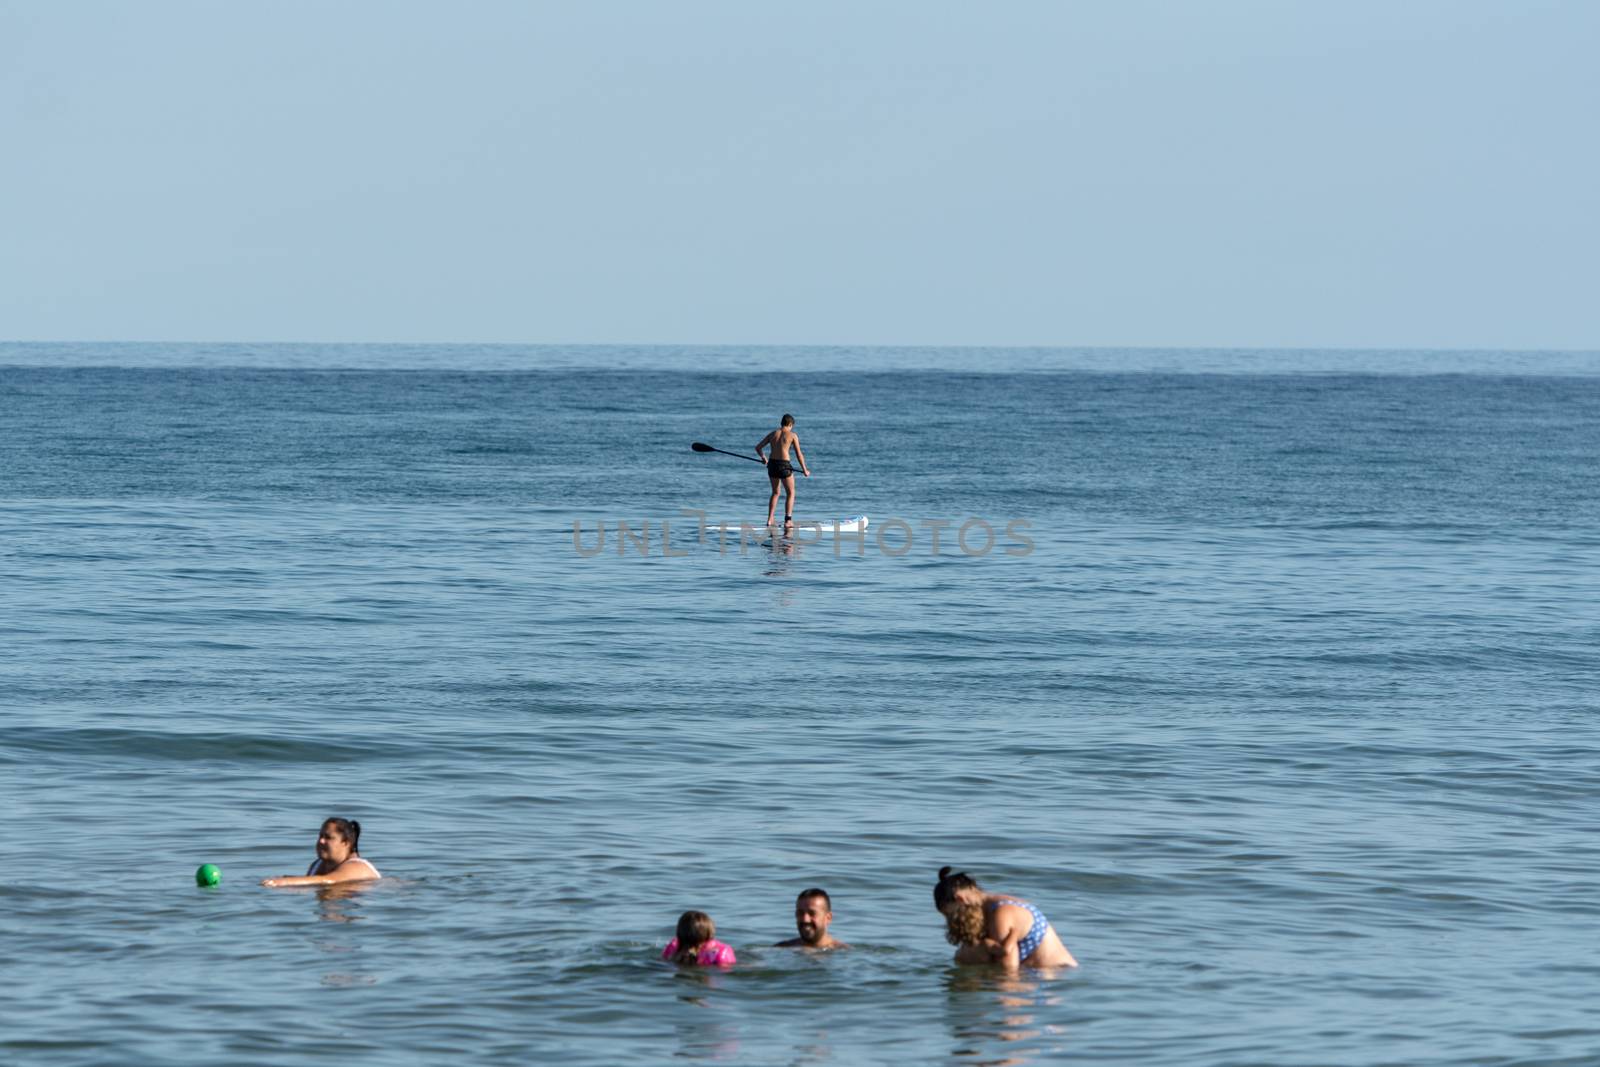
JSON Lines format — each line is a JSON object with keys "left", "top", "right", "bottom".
{"left": 2, "top": 344, "right": 1598, "bottom": 1066}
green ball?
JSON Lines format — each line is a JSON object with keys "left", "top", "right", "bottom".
{"left": 195, "top": 863, "right": 221, "bottom": 887}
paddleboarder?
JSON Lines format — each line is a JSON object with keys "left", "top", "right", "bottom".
{"left": 754, "top": 413, "right": 810, "bottom": 528}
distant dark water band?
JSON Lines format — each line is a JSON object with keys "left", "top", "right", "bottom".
{"left": 0, "top": 726, "right": 414, "bottom": 764}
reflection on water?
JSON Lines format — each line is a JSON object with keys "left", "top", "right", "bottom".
{"left": 314, "top": 881, "right": 375, "bottom": 923}
{"left": 319, "top": 973, "right": 378, "bottom": 987}
{"left": 311, "top": 883, "right": 377, "bottom": 988}
{"left": 784, "top": 1037, "right": 836, "bottom": 1065}
{"left": 762, "top": 536, "right": 798, "bottom": 577}
{"left": 670, "top": 969, "right": 740, "bottom": 1060}
{"left": 944, "top": 967, "right": 1069, "bottom": 1065}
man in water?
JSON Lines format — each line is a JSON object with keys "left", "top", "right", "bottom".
{"left": 754, "top": 413, "right": 810, "bottom": 528}
{"left": 774, "top": 887, "right": 849, "bottom": 949}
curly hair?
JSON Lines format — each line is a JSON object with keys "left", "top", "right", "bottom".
{"left": 935, "top": 866, "right": 987, "bottom": 945}
{"left": 942, "top": 901, "right": 987, "bottom": 946}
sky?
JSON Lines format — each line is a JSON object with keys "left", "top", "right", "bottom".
{"left": 1, "top": 0, "right": 1595, "bottom": 348}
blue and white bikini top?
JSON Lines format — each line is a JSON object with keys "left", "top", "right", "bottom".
{"left": 988, "top": 898, "right": 1050, "bottom": 961}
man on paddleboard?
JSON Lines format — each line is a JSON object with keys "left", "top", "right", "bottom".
{"left": 754, "top": 413, "right": 810, "bottom": 528}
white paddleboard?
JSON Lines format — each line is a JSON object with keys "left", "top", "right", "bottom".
{"left": 704, "top": 515, "right": 869, "bottom": 536}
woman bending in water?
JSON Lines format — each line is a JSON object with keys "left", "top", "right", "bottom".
{"left": 261, "top": 817, "right": 381, "bottom": 888}
{"left": 934, "top": 866, "right": 1076, "bottom": 969}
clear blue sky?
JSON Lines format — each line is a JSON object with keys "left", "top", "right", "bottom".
{"left": 2, "top": 0, "right": 1595, "bottom": 348}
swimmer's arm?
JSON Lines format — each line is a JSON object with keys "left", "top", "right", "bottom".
{"left": 989, "top": 911, "right": 1024, "bottom": 969}
{"left": 793, "top": 437, "right": 809, "bottom": 476}
{"left": 754, "top": 430, "right": 774, "bottom": 461}
{"left": 261, "top": 874, "right": 336, "bottom": 888}
{"left": 321, "top": 858, "right": 379, "bottom": 883}
{"left": 262, "top": 860, "right": 377, "bottom": 887}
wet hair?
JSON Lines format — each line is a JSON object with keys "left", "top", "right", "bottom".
{"left": 673, "top": 910, "right": 716, "bottom": 964}
{"left": 780, "top": 413, "right": 794, "bottom": 427}
{"left": 796, "top": 888, "right": 832, "bottom": 910}
{"left": 322, "top": 817, "right": 361, "bottom": 855}
{"left": 935, "top": 867, "right": 986, "bottom": 946}
{"left": 933, "top": 866, "right": 980, "bottom": 908}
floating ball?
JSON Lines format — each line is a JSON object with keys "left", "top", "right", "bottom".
{"left": 195, "top": 863, "right": 221, "bottom": 887}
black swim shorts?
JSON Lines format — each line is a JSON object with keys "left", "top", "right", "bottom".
{"left": 768, "top": 460, "right": 794, "bottom": 479}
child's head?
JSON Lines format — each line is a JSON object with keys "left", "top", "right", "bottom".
{"left": 317, "top": 817, "right": 361, "bottom": 862}
{"left": 675, "top": 910, "right": 715, "bottom": 948}
{"left": 780, "top": 413, "right": 794, "bottom": 427}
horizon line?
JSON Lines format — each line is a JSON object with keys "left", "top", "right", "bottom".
{"left": 3, "top": 340, "right": 1598, "bottom": 355}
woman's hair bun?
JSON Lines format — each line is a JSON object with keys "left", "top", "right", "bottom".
{"left": 938, "top": 866, "right": 953, "bottom": 880}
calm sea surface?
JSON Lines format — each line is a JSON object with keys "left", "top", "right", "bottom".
{"left": 2, "top": 344, "right": 1598, "bottom": 1066}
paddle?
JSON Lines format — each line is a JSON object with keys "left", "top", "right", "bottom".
{"left": 691, "top": 441, "right": 765, "bottom": 465}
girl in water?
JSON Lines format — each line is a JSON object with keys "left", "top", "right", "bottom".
{"left": 933, "top": 866, "right": 1076, "bottom": 969}
{"left": 661, "top": 910, "right": 737, "bottom": 967}
{"left": 261, "top": 817, "right": 381, "bottom": 887}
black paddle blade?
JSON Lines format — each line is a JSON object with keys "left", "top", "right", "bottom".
{"left": 693, "top": 441, "right": 765, "bottom": 464}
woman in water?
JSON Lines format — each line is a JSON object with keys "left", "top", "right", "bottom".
{"left": 661, "top": 910, "right": 737, "bottom": 967}
{"left": 261, "top": 817, "right": 381, "bottom": 887}
{"left": 933, "top": 866, "right": 1076, "bottom": 969}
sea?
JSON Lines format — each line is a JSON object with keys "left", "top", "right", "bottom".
{"left": 2, "top": 343, "right": 1597, "bottom": 1066}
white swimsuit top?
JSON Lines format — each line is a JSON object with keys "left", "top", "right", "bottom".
{"left": 306, "top": 856, "right": 382, "bottom": 878}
